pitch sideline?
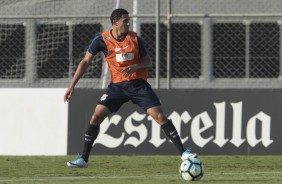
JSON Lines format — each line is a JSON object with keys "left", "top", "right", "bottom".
{"left": 1, "top": 172, "right": 282, "bottom": 182}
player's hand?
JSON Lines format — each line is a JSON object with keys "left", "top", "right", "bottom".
{"left": 121, "top": 65, "right": 138, "bottom": 77}
{"left": 64, "top": 87, "right": 74, "bottom": 102}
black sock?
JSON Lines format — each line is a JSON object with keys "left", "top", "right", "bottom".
{"left": 161, "top": 120, "right": 185, "bottom": 155}
{"left": 82, "top": 124, "right": 100, "bottom": 162}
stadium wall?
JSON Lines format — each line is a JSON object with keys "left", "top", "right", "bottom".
{"left": 0, "top": 89, "right": 68, "bottom": 155}
{"left": 1, "top": 88, "right": 281, "bottom": 156}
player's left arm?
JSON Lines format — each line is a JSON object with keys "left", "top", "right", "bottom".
{"left": 121, "top": 36, "right": 152, "bottom": 77}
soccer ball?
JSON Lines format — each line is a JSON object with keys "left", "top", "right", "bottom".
{"left": 179, "top": 158, "right": 204, "bottom": 181}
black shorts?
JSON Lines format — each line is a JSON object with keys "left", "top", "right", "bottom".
{"left": 98, "top": 79, "right": 161, "bottom": 112}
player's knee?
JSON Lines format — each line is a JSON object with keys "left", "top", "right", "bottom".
{"left": 156, "top": 113, "right": 168, "bottom": 124}
{"left": 90, "top": 113, "right": 104, "bottom": 125}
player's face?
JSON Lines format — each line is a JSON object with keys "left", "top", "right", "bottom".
{"left": 116, "top": 14, "right": 130, "bottom": 34}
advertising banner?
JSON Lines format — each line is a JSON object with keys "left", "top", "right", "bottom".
{"left": 68, "top": 89, "right": 280, "bottom": 155}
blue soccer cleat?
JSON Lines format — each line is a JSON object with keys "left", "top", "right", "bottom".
{"left": 67, "top": 155, "right": 88, "bottom": 168}
{"left": 181, "top": 148, "right": 198, "bottom": 161}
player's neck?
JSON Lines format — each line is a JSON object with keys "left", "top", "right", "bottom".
{"left": 111, "top": 29, "right": 126, "bottom": 41}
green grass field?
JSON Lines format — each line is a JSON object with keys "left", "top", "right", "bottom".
{"left": 0, "top": 156, "right": 282, "bottom": 184}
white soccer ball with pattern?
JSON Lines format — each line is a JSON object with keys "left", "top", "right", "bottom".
{"left": 179, "top": 157, "right": 204, "bottom": 181}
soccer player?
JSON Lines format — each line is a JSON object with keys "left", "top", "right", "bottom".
{"left": 64, "top": 8, "right": 197, "bottom": 168}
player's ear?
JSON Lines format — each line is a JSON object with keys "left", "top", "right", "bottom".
{"left": 113, "top": 19, "right": 119, "bottom": 27}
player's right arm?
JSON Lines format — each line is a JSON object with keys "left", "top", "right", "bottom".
{"left": 64, "top": 34, "right": 104, "bottom": 102}
{"left": 64, "top": 51, "right": 94, "bottom": 102}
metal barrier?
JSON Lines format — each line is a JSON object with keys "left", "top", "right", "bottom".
{"left": 0, "top": 0, "right": 282, "bottom": 88}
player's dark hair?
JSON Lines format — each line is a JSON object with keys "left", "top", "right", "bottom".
{"left": 110, "top": 8, "right": 129, "bottom": 25}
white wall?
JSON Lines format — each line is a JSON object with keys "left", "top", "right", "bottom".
{"left": 0, "top": 89, "right": 68, "bottom": 155}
